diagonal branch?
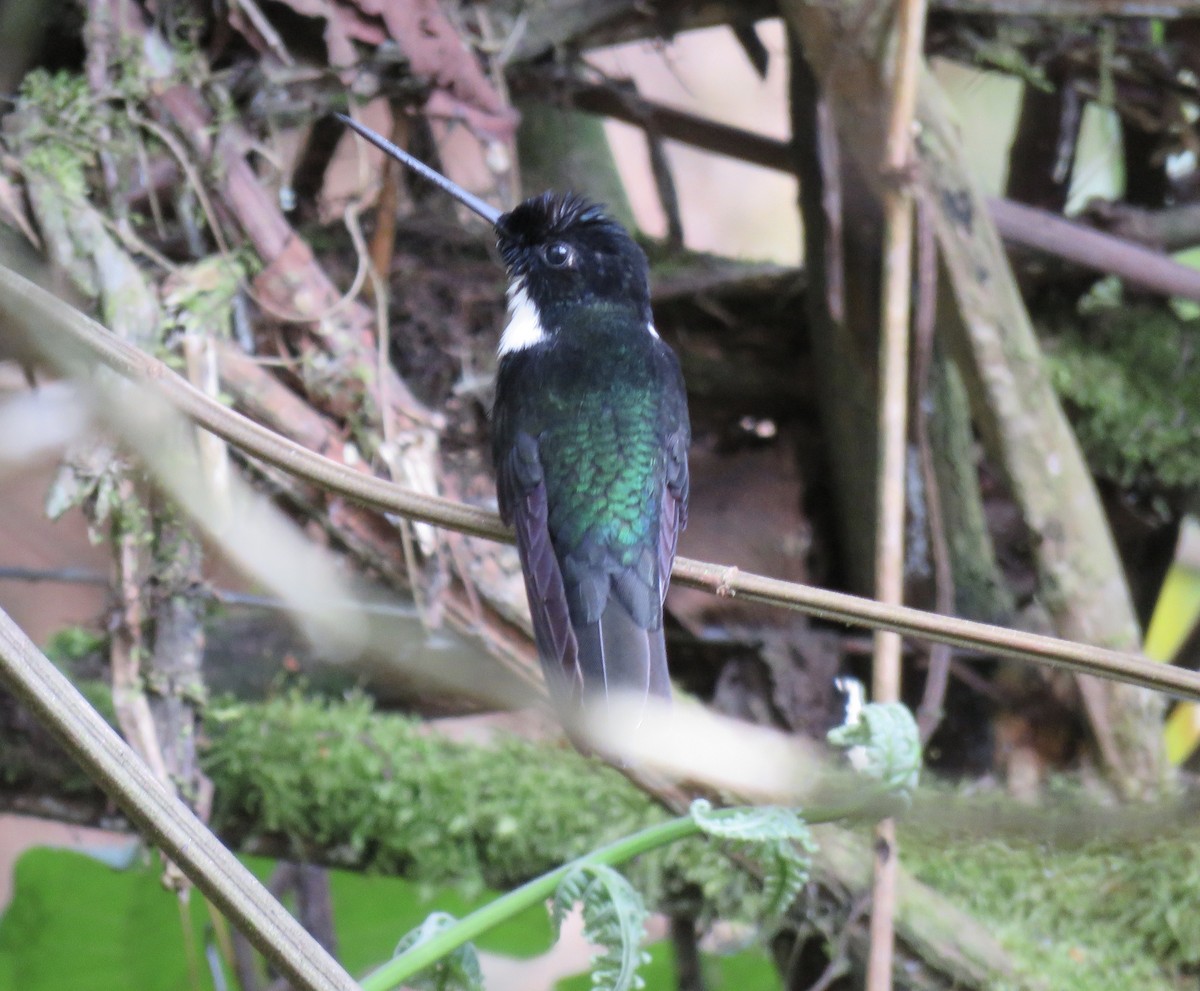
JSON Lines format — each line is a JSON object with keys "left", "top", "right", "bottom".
{"left": 0, "top": 604, "right": 360, "bottom": 991}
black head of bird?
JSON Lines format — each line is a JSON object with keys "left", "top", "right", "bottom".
{"left": 338, "top": 114, "right": 691, "bottom": 725}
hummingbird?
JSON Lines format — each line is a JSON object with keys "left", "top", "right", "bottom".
{"left": 338, "top": 114, "right": 691, "bottom": 720}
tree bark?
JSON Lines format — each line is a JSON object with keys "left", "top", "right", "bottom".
{"left": 789, "top": 44, "right": 884, "bottom": 596}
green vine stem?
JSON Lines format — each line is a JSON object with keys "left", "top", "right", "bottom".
{"left": 360, "top": 816, "right": 694, "bottom": 991}
{"left": 360, "top": 799, "right": 881, "bottom": 991}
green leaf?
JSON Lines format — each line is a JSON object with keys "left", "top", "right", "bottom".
{"left": 392, "top": 912, "right": 483, "bottom": 991}
{"left": 690, "top": 801, "right": 815, "bottom": 931}
{"left": 0, "top": 847, "right": 223, "bottom": 991}
{"left": 758, "top": 839, "right": 812, "bottom": 930}
{"left": 827, "top": 701, "right": 921, "bottom": 799}
{"left": 552, "top": 864, "right": 648, "bottom": 991}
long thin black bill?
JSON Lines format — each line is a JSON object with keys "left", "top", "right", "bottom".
{"left": 336, "top": 113, "right": 503, "bottom": 227}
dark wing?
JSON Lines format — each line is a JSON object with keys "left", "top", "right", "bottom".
{"left": 496, "top": 429, "right": 585, "bottom": 704}
{"left": 502, "top": 427, "right": 664, "bottom": 709}
{"left": 656, "top": 343, "right": 691, "bottom": 607}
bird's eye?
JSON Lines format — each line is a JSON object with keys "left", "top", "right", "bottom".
{"left": 543, "top": 242, "right": 573, "bottom": 268}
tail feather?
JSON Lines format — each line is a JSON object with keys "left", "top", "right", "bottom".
{"left": 573, "top": 598, "right": 670, "bottom": 711}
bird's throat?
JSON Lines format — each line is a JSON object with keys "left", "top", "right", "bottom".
{"left": 498, "top": 278, "right": 547, "bottom": 355}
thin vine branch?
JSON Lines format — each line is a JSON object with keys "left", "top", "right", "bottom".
{"left": 3, "top": 263, "right": 1198, "bottom": 703}
{"left": 912, "top": 204, "right": 953, "bottom": 743}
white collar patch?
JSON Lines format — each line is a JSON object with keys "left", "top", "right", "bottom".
{"left": 498, "top": 278, "right": 547, "bottom": 355}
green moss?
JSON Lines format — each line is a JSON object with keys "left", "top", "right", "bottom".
{"left": 12, "top": 70, "right": 106, "bottom": 196}
{"left": 1045, "top": 304, "right": 1200, "bottom": 490}
{"left": 198, "top": 694, "right": 1200, "bottom": 990}
{"left": 44, "top": 626, "right": 106, "bottom": 667}
{"left": 203, "top": 692, "right": 754, "bottom": 919}
{"left": 904, "top": 807, "right": 1200, "bottom": 990}
{"left": 18, "top": 672, "right": 1200, "bottom": 988}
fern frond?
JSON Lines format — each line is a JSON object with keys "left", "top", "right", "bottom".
{"left": 759, "top": 838, "right": 813, "bottom": 929}
{"left": 553, "top": 864, "right": 648, "bottom": 991}
{"left": 690, "top": 800, "right": 815, "bottom": 931}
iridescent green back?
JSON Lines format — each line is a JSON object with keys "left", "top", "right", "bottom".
{"left": 538, "top": 378, "right": 662, "bottom": 568}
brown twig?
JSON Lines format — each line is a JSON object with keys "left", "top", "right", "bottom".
{"left": 987, "top": 196, "right": 1200, "bottom": 299}
{"left": 669, "top": 914, "right": 706, "bottom": 991}
{"left": 1085, "top": 198, "right": 1200, "bottom": 252}
{"left": 109, "top": 476, "right": 172, "bottom": 787}
{"left": 365, "top": 111, "right": 406, "bottom": 307}
{"left": 377, "top": 0, "right": 518, "bottom": 142}
{"left": 869, "top": 0, "right": 928, "bottom": 983}
{"left": 108, "top": 0, "right": 439, "bottom": 437}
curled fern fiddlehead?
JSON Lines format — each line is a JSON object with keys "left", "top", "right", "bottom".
{"left": 827, "top": 700, "right": 922, "bottom": 800}
{"left": 552, "top": 864, "right": 650, "bottom": 991}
